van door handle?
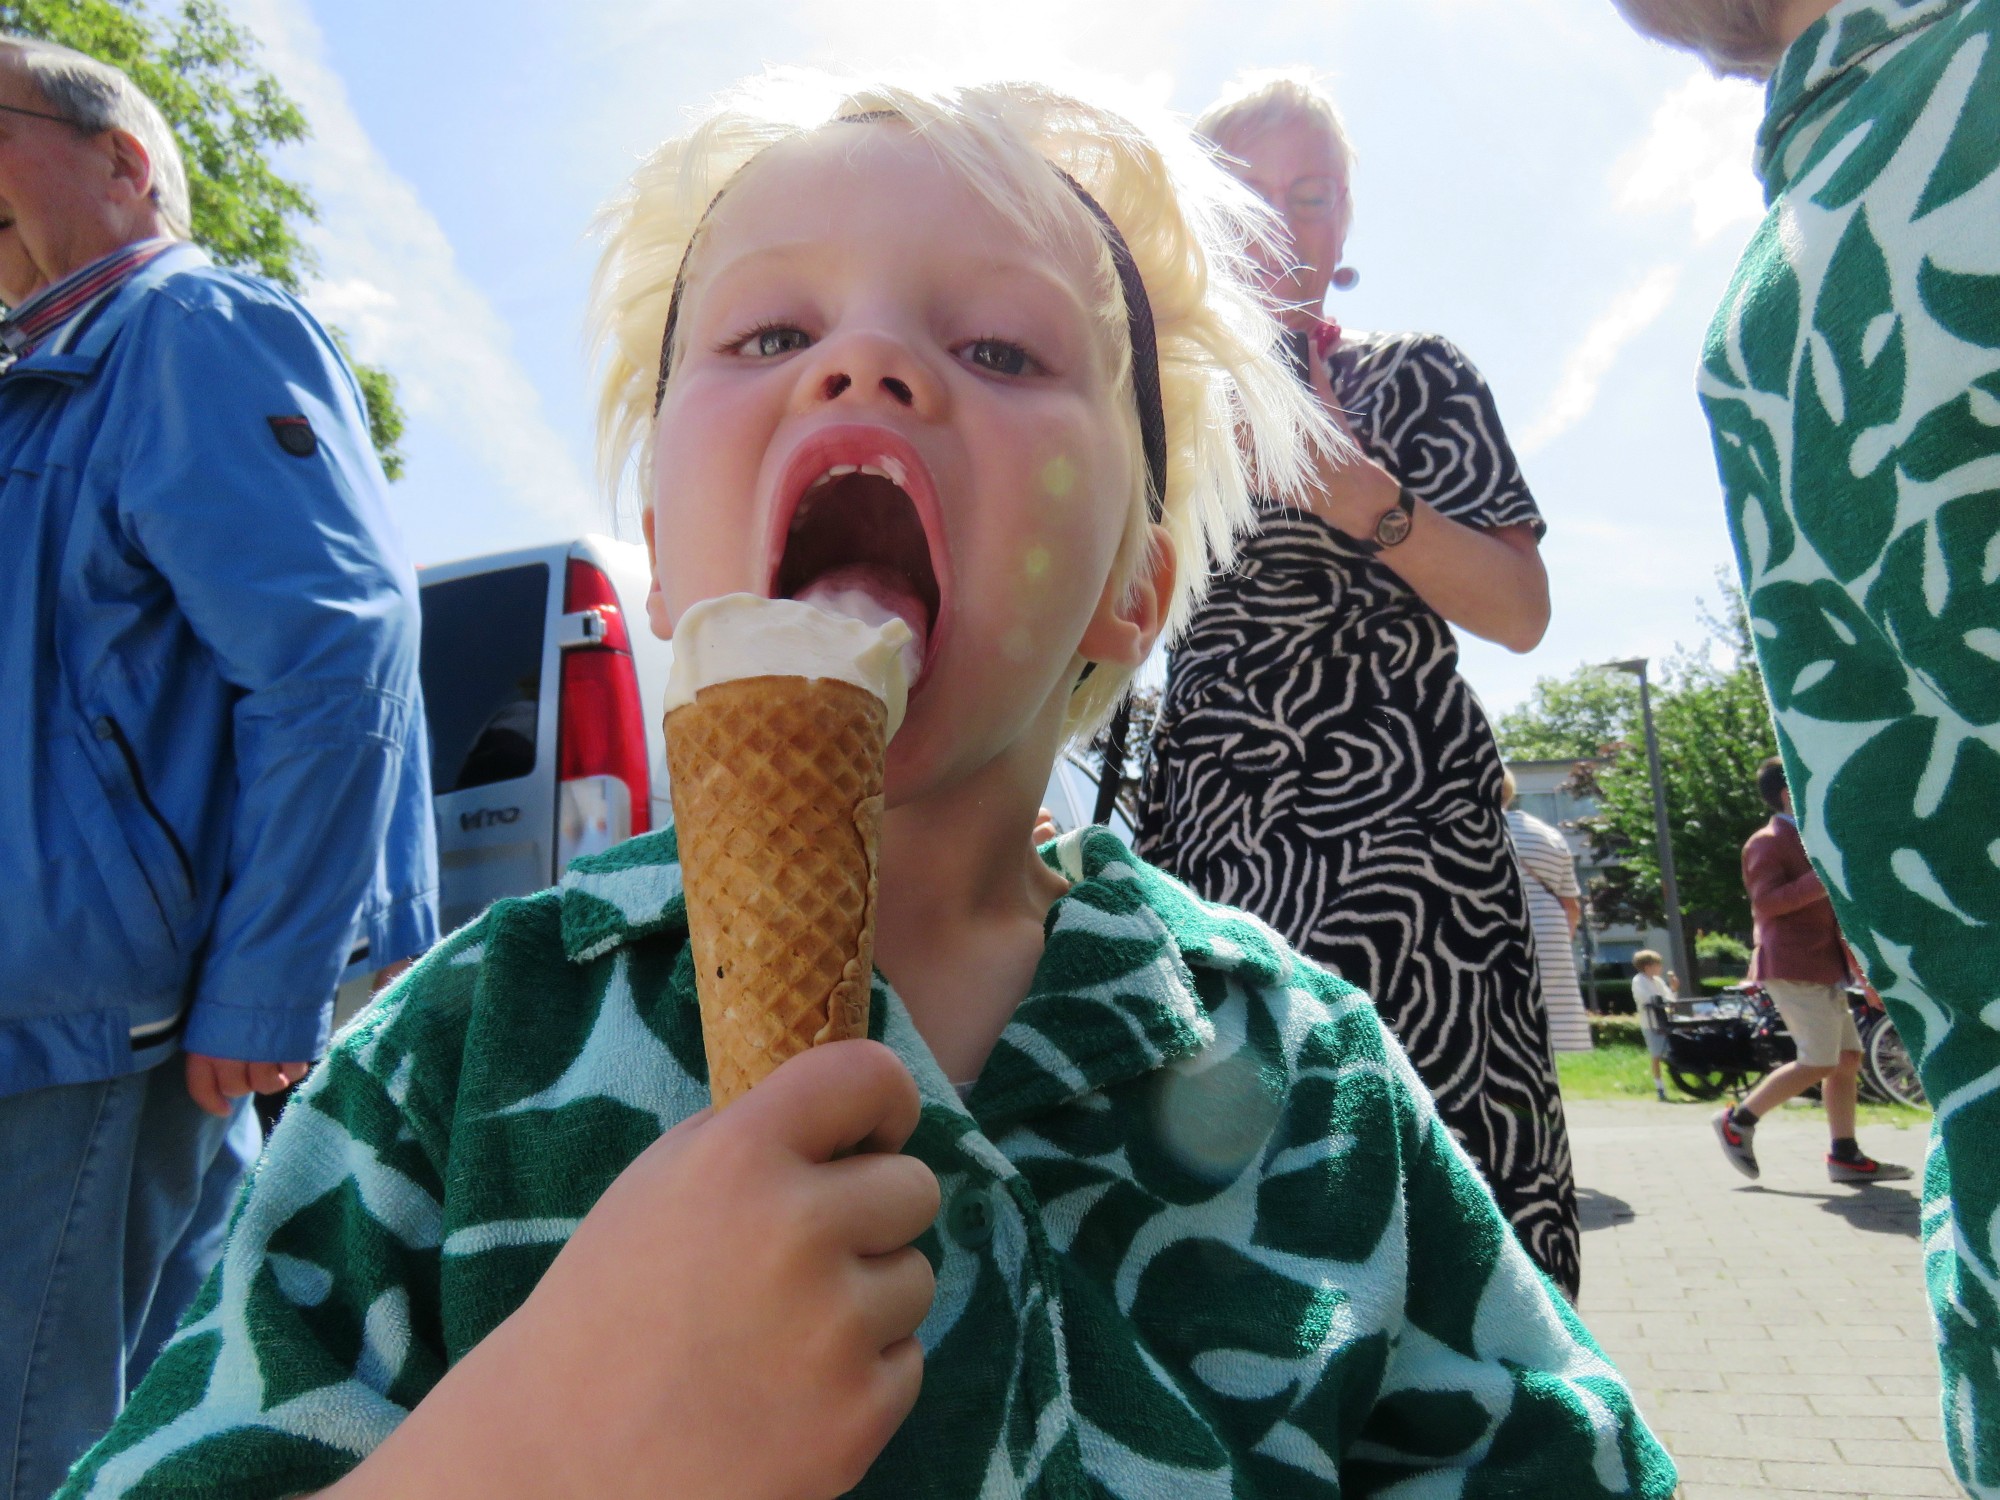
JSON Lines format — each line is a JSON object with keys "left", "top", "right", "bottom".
{"left": 555, "top": 609, "right": 609, "bottom": 650}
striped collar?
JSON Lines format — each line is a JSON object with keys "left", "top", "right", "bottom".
{"left": 0, "top": 236, "right": 179, "bottom": 365}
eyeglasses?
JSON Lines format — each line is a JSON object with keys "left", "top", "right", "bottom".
{"left": 1272, "top": 175, "right": 1347, "bottom": 224}
{"left": 0, "top": 102, "right": 77, "bottom": 127}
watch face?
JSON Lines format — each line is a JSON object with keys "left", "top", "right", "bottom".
{"left": 1376, "top": 505, "right": 1414, "bottom": 548}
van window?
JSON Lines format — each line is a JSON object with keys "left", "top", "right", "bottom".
{"left": 420, "top": 564, "right": 548, "bottom": 794}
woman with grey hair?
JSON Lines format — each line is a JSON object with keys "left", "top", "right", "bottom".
{"left": 1137, "top": 70, "right": 1580, "bottom": 1294}
{"left": 1608, "top": 0, "right": 1800, "bottom": 77}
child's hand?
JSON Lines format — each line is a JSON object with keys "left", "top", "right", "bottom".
{"left": 335, "top": 1040, "right": 939, "bottom": 1500}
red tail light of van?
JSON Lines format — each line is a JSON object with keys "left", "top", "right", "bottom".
{"left": 556, "top": 557, "right": 650, "bottom": 867}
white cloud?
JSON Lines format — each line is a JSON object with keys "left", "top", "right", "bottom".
{"left": 1519, "top": 263, "right": 1683, "bottom": 455}
{"left": 230, "top": 0, "right": 594, "bottom": 531}
{"left": 1612, "top": 68, "right": 1766, "bottom": 243}
{"left": 787, "top": 0, "right": 1196, "bottom": 94}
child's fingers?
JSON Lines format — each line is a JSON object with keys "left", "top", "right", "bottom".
{"left": 853, "top": 1245, "right": 937, "bottom": 1351}
{"left": 739, "top": 1040, "right": 924, "bottom": 1163}
{"left": 873, "top": 1333, "right": 927, "bottom": 1435}
{"left": 817, "top": 1151, "right": 941, "bottom": 1255}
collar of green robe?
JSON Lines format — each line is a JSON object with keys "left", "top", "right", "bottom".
{"left": 1756, "top": 0, "right": 1969, "bottom": 192}
{"left": 553, "top": 823, "right": 1331, "bottom": 1130}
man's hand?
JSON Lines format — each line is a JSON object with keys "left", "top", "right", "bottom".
{"left": 330, "top": 1039, "right": 940, "bottom": 1500}
{"left": 1033, "top": 806, "right": 1060, "bottom": 845}
{"left": 184, "top": 1052, "right": 309, "bottom": 1117}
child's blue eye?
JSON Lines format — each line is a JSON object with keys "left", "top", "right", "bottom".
{"left": 963, "top": 339, "right": 1035, "bottom": 377}
{"left": 732, "top": 325, "right": 812, "bottom": 358}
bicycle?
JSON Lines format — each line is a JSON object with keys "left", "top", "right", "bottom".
{"left": 1654, "top": 983, "right": 1926, "bottom": 1108}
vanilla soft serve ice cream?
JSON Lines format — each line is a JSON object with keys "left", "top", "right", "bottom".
{"left": 662, "top": 591, "right": 911, "bottom": 1106}
{"left": 663, "top": 593, "right": 915, "bottom": 738}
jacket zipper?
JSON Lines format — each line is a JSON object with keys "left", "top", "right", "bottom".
{"left": 100, "top": 715, "right": 195, "bottom": 895}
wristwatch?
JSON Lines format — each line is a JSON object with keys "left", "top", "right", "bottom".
{"left": 1350, "top": 487, "right": 1416, "bottom": 555}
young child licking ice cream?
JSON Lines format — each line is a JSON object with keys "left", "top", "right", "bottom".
{"left": 61, "top": 74, "right": 1677, "bottom": 1500}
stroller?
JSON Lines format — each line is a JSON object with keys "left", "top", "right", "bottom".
{"left": 1651, "top": 983, "right": 1925, "bottom": 1108}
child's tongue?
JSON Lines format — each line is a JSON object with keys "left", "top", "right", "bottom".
{"left": 795, "top": 565, "right": 928, "bottom": 684}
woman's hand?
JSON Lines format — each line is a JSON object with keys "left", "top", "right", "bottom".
{"left": 1302, "top": 342, "right": 1551, "bottom": 654}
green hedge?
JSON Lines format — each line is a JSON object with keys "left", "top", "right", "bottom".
{"left": 1589, "top": 1014, "right": 1646, "bottom": 1049}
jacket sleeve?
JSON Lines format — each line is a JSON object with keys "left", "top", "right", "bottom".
{"left": 1743, "top": 831, "right": 1829, "bottom": 920}
{"left": 1343, "top": 1053, "right": 1678, "bottom": 1497}
{"left": 114, "top": 290, "right": 436, "bottom": 1063}
{"left": 54, "top": 928, "right": 483, "bottom": 1500}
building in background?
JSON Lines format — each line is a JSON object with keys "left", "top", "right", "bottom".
{"left": 1507, "top": 758, "right": 1671, "bottom": 1012}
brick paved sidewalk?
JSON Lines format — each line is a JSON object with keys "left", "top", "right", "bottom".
{"left": 1568, "top": 1097, "right": 1953, "bottom": 1498}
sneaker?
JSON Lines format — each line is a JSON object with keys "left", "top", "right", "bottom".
{"left": 1655, "top": 1084, "right": 1668, "bottom": 1102}
{"left": 1714, "top": 1108, "right": 1759, "bottom": 1179}
{"left": 1828, "top": 1153, "right": 1913, "bottom": 1184}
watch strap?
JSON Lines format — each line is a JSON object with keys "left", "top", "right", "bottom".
{"left": 1349, "top": 487, "right": 1416, "bottom": 555}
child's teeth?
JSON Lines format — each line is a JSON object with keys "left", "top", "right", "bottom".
{"left": 859, "top": 463, "right": 887, "bottom": 480}
{"left": 826, "top": 464, "right": 858, "bottom": 478}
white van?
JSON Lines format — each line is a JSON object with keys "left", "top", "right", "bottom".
{"left": 418, "top": 536, "right": 667, "bottom": 934}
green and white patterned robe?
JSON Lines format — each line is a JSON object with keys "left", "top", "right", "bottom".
{"left": 58, "top": 828, "right": 1674, "bottom": 1498}
{"left": 1698, "top": 0, "right": 2000, "bottom": 1485}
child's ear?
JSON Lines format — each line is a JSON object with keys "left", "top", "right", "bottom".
{"left": 1077, "top": 524, "right": 1177, "bottom": 670}
{"left": 639, "top": 505, "right": 672, "bottom": 640}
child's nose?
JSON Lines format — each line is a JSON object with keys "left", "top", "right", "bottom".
{"left": 795, "top": 330, "right": 942, "bottom": 418}
{"left": 819, "top": 372, "right": 914, "bottom": 407}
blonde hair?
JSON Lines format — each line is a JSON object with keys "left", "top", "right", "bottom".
{"left": 1608, "top": 0, "right": 1792, "bottom": 80}
{"left": 1633, "top": 950, "right": 1665, "bottom": 971}
{"left": 590, "top": 72, "right": 1332, "bottom": 739}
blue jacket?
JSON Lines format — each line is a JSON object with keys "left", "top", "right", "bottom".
{"left": 0, "top": 244, "right": 439, "bottom": 1095}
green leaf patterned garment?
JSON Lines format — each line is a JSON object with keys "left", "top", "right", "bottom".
{"left": 1699, "top": 0, "right": 2000, "bottom": 1486}
{"left": 58, "top": 828, "right": 1674, "bottom": 1499}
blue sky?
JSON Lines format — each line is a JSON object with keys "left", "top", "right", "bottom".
{"left": 229, "top": 0, "right": 1773, "bottom": 715}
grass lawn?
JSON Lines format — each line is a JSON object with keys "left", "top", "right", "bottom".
{"left": 1556, "top": 1035, "right": 1930, "bottom": 1133}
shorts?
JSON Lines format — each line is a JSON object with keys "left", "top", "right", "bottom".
{"left": 1641, "top": 1025, "right": 1669, "bottom": 1060}
{"left": 1763, "top": 979, "right": 1862, "bottom": 1068}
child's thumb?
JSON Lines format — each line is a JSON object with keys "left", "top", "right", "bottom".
{"left": 736, "top": 1040, "right": 923, "bottom": 1163}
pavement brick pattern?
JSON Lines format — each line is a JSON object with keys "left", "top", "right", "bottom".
{"left": 1570, "top": 1099, "right": 1953, "bottom": 1498}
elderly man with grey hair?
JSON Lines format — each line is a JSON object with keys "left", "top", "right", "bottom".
{"left": 0, "top": 37, "right": 436, "bottom": 1498}
{"left": 1608, "top": 0, "right": 2000, "bottom": 1489}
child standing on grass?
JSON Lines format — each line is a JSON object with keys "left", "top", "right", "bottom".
{"left": 59, "top": 75, "right": 1676, "bottom": 1499}
{"left": 1632, "top": 951, "right": 1675, "bottom": 1102}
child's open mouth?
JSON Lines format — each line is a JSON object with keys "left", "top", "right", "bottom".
{"left": 768, "top": 425, "right": 945, "bottom": 686}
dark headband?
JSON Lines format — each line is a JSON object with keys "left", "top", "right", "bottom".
{"left": 651, "top": 116, "right": 1168, "bottom": 523}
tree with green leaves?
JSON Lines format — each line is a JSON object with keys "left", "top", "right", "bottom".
{"left": 1572, "top": 589, "right": 1780, "bottom": 944}
{"left": 1, "top": 0, "right": 406, "bottom": 477}
{"left": 1493, "top": 667, "right": 1639, "bottom": 762}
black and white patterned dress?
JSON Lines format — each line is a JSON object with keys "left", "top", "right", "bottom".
{"left": 1136, "top": 330, "right": 1581, "bottom": 1296}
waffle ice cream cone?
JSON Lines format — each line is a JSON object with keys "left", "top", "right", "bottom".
{"left": 662, "top": 596, "right": 914, "bottom": 1108}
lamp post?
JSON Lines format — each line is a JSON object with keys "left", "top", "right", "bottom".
{"left": 1600, "top": 657, "right": 1696, "bottom": 997}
